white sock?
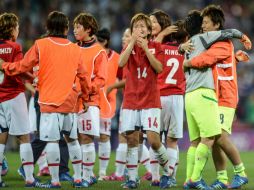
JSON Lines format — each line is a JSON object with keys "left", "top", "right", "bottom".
{"left": 126, "top": 147, "right": 138, "bottom": 181}
{"left": 37, "top": 150, "right": 48, "bottom": 171}
{"left": 0, "top": 144, "right": 5, "bottom": 182}
{"left": 149, "top": 147, "right": 160, "bottom": 181}
{"left": 46, "top": 143, "right": 60, "bottom": 183}
{"left": 167, "top": 147, "right": 178, "bottom": 176}
{"left": 20, "top": 143, "right": 35, "bottom": 182}
{"left": 98, "top": 141, "right": 111, "bottom": 176}
{"left": 81, "top": 143, "right": 95, "bottom": 181}
{"left": 115, "top": 143, "right": 127, "bottom": 177}
{"left": 138, "top": 144, "right": 143, "bottom": 162}
{"left": 141, "top": 144, "right": 151, "bottom": 172}
{"left": 67, "top": 140, "right": 82, "bottom": 181}
{"left": 172, "top": 146, "right": 179, "bottom": 179}
{"left": 153, "top": 145, "right": 172, "bottom": 176}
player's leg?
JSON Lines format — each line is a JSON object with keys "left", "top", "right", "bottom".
{"left": 7, "top": 93, "right": 37, "bottom": 187}
{"left": 58, "top": 135, "right": 72, "bottom": 182}
{"left": 142, "top": 108, "right": 173, "bottom": 188}
{"left": 39, "top": 113, "right": 62, "bottom": 188}
{"left": 113, "top": 133, "right": 127, "bottom": 180}
{"left": 186, "top": 89, "right": 221, "bottom": 189}
{"left": 98, "top": 118, "right": 111, "bottom": 180}
{"left": 62, "top": 113, "right": 83, "bottom": 187}
{"left": 36, "top": 150, "right": 49, "bottom": 176}
{"left": 0, "top": 131, "right": 8, "bottom": 187}
{"left": 212, "top": 106, "right": 247, "bottom": 189}
{"left": 140, "top": 139, "right": 152, "bottom": 181}
{"left": 165, "top": 95, "right": 184, "bottom": 186}
{"left": 78, "top": 106, "right": 99, "bottom": 186}
{"left": 121, "top": 109, "right": 139, "bottom": 188}
{"left": 184, "top": 92, "right": 200, "bottom": 183}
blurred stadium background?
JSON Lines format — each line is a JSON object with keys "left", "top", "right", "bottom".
{"left": 1, "top": 0, "right": 254, "bottom": 151}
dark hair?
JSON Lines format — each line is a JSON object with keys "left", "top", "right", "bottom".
{"left": 0, "top": 12, "right": 18, "bottom": 40}
{"left": 184, "top": 10, "right": 203, "bottom": 37}
{"left": 150, "top": 10, "right": 172, "bottom": 43}
{"left": 171, "top": 20, "right": 188, "bottom": 44}
{"left": 73, "top": 12, "right": 98, "bottom": 36}
{"left": 46, "top": 11, "right": 69, "bottom": 37}
{"left": 130, "top": 13, "right": 152, "bottom": 39}
{"left": 96, "top": 28, "right": 110, "bottom": 48}
{"left": 150, "top": 10, "right": 171, "bottom": 30}
{"left": 201, "top": 4, "right": 225, "bottom": 30}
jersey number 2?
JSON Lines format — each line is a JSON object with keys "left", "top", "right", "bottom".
{"left": 165, "top": 58, "right": 179, "bottom": 84}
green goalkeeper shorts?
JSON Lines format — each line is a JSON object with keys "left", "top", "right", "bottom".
{"left": 185, "top": 88, "right": 221, "bottom": 141}
{"left": 218, "top": 106, "right": 235, "bottom": 134}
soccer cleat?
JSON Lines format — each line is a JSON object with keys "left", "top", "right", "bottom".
{"left": 171, "top": 178, "right": 177, "bottom": 187}
{"left": 210, "top": 180, "right": 228, "bottom": 189}
{"left": 240, "top": 34, "right": 252, "bottom": 50}
{"left": 59, "top": 172, "right": 73, "bottom": 182}
{"left": 122, "top": 180, "right": 138, "bottom": 189}
{"left": 37, "top": 167, "right": 50, "bottom": 176}
{"left": 0, "top": 181, "right": 7, "bottom": 187}
{"left": 141, "top": 171, "right": 152, "bottom": 181}
{"left": 17, "top": 166, "right": 26, "bottom": 180}
{"left": 229, "top": 174, "right": 248, "bottom": 189}
{"left": 150, "top": 180, "right": 160, "bottom": 186}
{"left": 1, "top": 157, "right": 8, "bottom": 176}
{"left": 80, "top": 180, "right": 90, "bottom": 188}
{"left": 25, "top": 178, "right": 42, "bottom": 188}
{"left": 159, "top": 175, "right": 174, "bottom": 189}
{"left": 184, "top": 179, "right": 212, "bottom": 190}
{"left": 104, "top": 173, "right": 125, "bottom": 181}
{"left": 72, "top": 179, "right": 88, "bottom": 188}
{"left": 89, "top": 175, "right": 97, "bottom": 185}
{"left": 35, "top": 181, "right": 61, "bottom": 188}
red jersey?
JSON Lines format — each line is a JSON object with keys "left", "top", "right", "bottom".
{"left": 0, "top": 40, "right": 24, "bottom": 103}
{"left": 157, "top": 42, "right": 185, "bottom": 96}
{"left": 123, "top": 41, "right": 163, "bottom": 109}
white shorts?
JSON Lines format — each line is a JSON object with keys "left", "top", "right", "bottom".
{"left": 28, "top": 97, "right": 37, "bottom": 132}
{"left": 40, "top": 113, "right": 78, "bottom": 141}
{"left": 100, "top": 118, "right": 111, "bottom": 136}
{"left": 0, "top": 93, "right": 31, "bottom": 135}
{"left": 78, "top": 106, "right": 100, "bottom": 137}
{"left": 121, "top": 108, "right": 161, "bottom": 134}
{"left": 160, "top": 95, "right": 183, "bottom": 138}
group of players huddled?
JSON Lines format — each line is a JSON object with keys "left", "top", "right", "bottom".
{"left": 0, "top": 3, "right": 252, "bottom": 189}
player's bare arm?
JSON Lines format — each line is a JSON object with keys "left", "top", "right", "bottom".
{"left": 155, "top": 25, "right": 178, "bottom": 43}
{"left": 0, "top": 58, "right": 4, "bottom": 71}
{"left": 118, "top": 32, "right": 138, "bottom": 67}
{"left": 137, "top": 37, "right": 162, "bottom": 73}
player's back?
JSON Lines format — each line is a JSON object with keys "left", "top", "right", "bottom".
{"left": 36, "top": 37, "right": 82, "bottom": 107}
{"left": 158, "top": 42, "right": 185, "bottom": 96}
{"left": 185, "top": 34, "right": 215, "bottom": 93}
{"left": 0, "top": 40, "right": 24, "bottom": 102}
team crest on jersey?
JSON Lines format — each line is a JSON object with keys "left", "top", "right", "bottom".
{"left": 149, "top": 48, "right": 155, "bottom": 54}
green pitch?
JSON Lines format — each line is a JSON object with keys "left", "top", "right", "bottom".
{"left": 3, "top": 151, "right": 254, "bottom": 189}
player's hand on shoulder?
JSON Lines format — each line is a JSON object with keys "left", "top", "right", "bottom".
{"left": 163, "top": 25, "right": 178, "bottom": 35}
{"left": 181, "top": 40, "right": 194, "bottom": 53}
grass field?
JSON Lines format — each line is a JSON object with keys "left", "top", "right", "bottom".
{"left": 2, "top": 151, "right": 254, "bottom": 189}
